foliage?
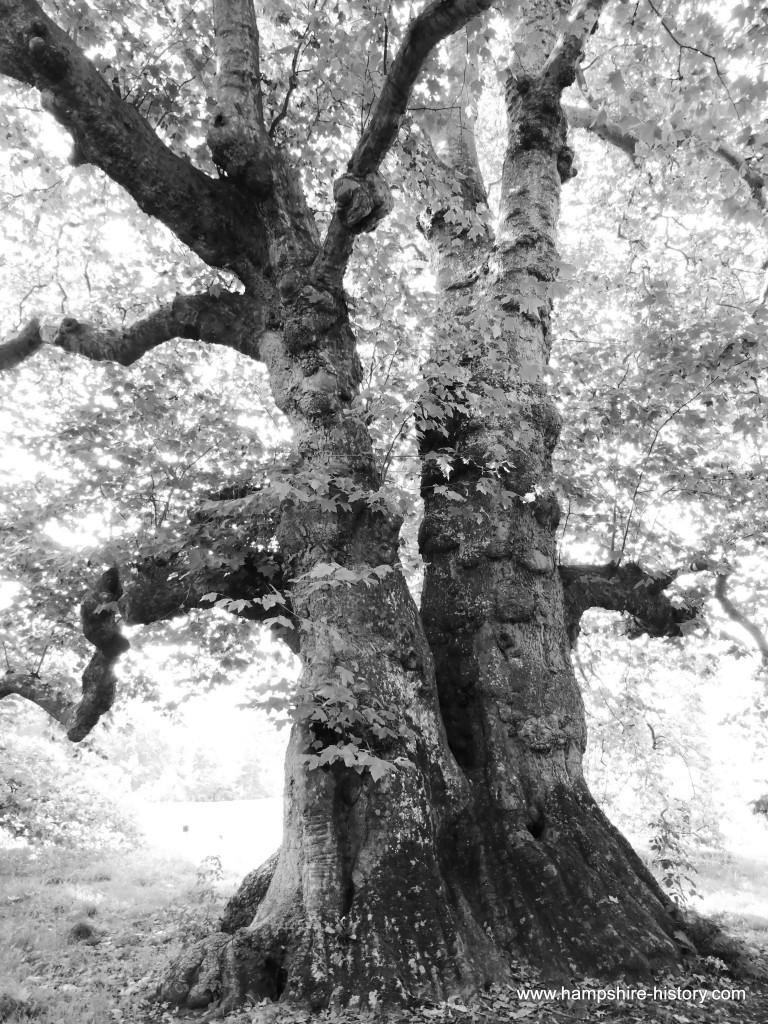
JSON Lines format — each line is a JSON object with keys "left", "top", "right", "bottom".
{"left": 2, "top": 2, "right": 767, "bottom": 679}
{"left": 0, "top": 701, "right": 138, "bottom": 850}
{"left": 579, "top": 611, "right": 725, "bottom": 839}
{"left": 167, "top": 853, "right": 225, "bottom": 943}
{"left": 649, "top": 802, "right": 701, "bottom": 906}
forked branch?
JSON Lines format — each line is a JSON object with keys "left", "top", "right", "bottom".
{"left": 314, "top": 0, "right": 497, "bottom": 286}
{"left": 0, "top": 0, "right": 271, "bottom": 275}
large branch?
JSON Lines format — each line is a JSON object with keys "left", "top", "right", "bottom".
{"left": 564, "top": 102, "right": 766, "bottom": 210}
{"left": 123, "top": 550, "right": 296, "bottom": 652}
{"left": 206, "top": 0, "right": 272, "bottom": 196}
{"left": 541, "top": 0, "right": 610, "bottom": 90}
{"left": 0, "top": 568, "right": 128, "bottom": 741}
{"left": 123, "top": 485, "right": 298, "bottom": 652}
{"left": 0, "top": 291, "right": 266, "bottom": 372}
{"left": 559, "top": 560, "right": 705, "bottom": 645}
{"left": 0, "top": 317, "right": 44, "bottom": 370}
{"left": 2, "top": 489, "right": 296, "bottom": 741}
{"left": 0, "top": 0, "right": 270, "bottom": 277}
{"left": 312, "top": 0, "right": 496, "bottom": 287}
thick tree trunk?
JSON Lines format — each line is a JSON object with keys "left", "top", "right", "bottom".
{"left": 417, "top": 6, "right": 684, "bottom": 985}
{"left": 161, "top": 8, "right": 690, "bottom": 1012}
{"left": 160, "top": 288, "right": 511, "bottom": 1011}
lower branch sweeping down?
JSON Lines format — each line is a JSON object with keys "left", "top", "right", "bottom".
{"left": 0, "top": 567, "right": 128, "bottom": 741}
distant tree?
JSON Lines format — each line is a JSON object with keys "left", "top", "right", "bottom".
{"left": 1, "top": 0, "right": 767, "bottom": 1012}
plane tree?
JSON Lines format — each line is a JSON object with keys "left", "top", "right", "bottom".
{"left": 1, "top": 0, "right": 767, "bottom": 1012}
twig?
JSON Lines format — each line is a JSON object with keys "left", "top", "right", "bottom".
{"left": 645, "top": 0, "right": 740, "bottom": 117}
{"left": 714, "top": 574, "right": 768, "bottom": 664}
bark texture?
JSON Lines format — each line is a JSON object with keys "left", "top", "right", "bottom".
{"left": 417, "top": 0, "right": 685, "bottom": 985}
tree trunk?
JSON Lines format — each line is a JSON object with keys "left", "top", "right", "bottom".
{"left": 160, "top": 8, "right": 691, "bottom": 1012}
{"left": 417, "top": 3, "right": 685, "bottom": 985}
{"left": 160, "top": 287, "right": 511, "bottom": 1011}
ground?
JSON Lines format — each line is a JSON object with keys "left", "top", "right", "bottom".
{"left": 0, "top": 805, "right": 767, "bottom": 1024}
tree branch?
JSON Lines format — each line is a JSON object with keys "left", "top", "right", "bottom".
{"left": 564, "top": 102, "right": 766, "bottom": 210}
{"left": 559, "top": 560, "right": 706, "bottom": 645}
{"left": 0, "top": 317, "right": 44, "bottom": 370}
{"left": 1, "top": 291, "right": 267, "bottom": 372}
{"left": 541, "top": 0, "right": 610, "bottom": 90}
{"left": 123, "top": 485, "right": 298, "bottom": 652}
{"left": 312, "top": 0, "right": 496, "bottom": 288}
{"left": 714, "top": 574, "right": 768, "bottom": 665}
{"left": 0, "top": 568, "right": 129, "bottom": 741}
{"left": 0, "top": 0, "right": 271, "bottom": 278}
{"left": 2, "top": 486, "right": 297, "bottom": 741}
{"left": 207, "top": 0, "right": 273, "bottom": 196}
{"left": 123, "top": 550, "right": 297, "bottom": 652}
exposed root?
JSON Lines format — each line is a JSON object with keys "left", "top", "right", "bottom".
{"left": 160, "top": 927, "right": 288, "bottom": 1012}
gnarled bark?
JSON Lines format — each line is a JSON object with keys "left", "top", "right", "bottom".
{"left": 417, "top": 0, "right": 685, "bottom": 986}
{"left": 160, "top": 271, "right": 513, "bottom": 1010}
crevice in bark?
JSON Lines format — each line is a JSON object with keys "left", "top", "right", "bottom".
{"left": 261, "top": 956, "right": 288, "bottom": 1001}
{"left": 525, "top": 805, "right": 546, "bottom": 839}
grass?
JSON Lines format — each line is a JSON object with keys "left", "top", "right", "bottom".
{"left": 0, "top": 825, "right": 767, "bottom": 1024}
{"left": 0, "top": 842, "right": 232, "bottom": 1024}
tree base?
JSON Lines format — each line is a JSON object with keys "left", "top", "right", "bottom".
{"left": 160, "top": 782, "right": 698, "bottom": 1014}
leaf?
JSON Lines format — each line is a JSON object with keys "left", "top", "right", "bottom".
{"left": 607, "top": 69, "right": 626, "bottom": 95}
{"left": 368, "top": 757, "right": 392, "bottom": 782}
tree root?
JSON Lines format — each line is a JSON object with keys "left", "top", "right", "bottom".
{"left": 160, "top": 927, "right": 288, "bottom": 1013}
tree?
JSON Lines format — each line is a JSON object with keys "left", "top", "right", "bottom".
{"left": 1, "top": 0, "right": 767, "bottom": 1012}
